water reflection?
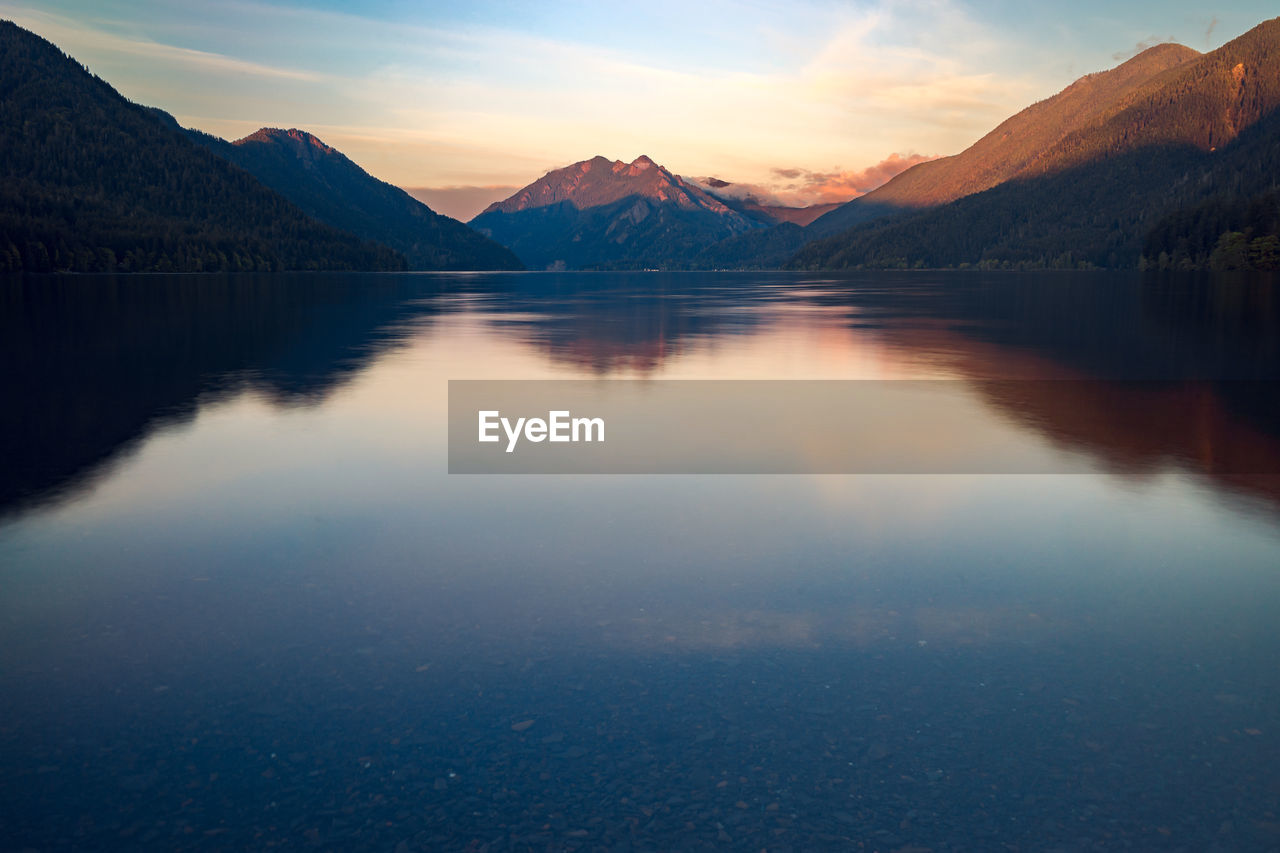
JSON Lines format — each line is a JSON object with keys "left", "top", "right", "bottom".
{"left": 3, "top": 270, "right": 1280, "bottom": 851}
{"left": 0, "top": 273, "right": 450, "bottom": 517}
{"left": 4, "top": 270, "right": 1279, "bottom": 519}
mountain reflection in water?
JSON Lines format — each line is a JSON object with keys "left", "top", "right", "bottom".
{"left": 3, "top": 270, "right": 1279, "bottom": 518}
{"left": 2, "top": 270, "right": 1280, "bottom": 851}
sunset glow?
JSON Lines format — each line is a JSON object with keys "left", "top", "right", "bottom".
{"left": 1, "top": 0, "right": 1269, "bottom": 219}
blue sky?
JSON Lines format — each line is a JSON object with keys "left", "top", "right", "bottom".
{"left": 2, "top": 1, "right": 1273, "bottom": 218}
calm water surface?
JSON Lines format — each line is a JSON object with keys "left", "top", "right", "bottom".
{"left": 1, "top": 271, "right": 1279, "bottom": 851}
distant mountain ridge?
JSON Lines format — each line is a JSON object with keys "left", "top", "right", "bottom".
{"left": 755, "top": 203, "right": 843, "bottom": 227}
{"left": 0, "top": 20, "right": 403, "bottom": 273}
{"left": 7, "top": 12, "right": 1280, "bottom": 275}
{"left": 190, "top": 127, "right": 523, "bottom": 271}
{"left": 478, "top": 155, "right": 749, "bottom": 219}
{"left": 688, "top": 177, "right": 843, "bottom": 227}
{"left": 471, "top": 155, "right": 769, "bottom": 270}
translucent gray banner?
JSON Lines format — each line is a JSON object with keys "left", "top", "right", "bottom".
{"left": 447, "top": 380, "right": 1280, "bottom": 474}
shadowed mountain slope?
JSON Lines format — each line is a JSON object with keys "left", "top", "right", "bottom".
{"left": 808, "top": 42, "right": 1202, "bottom": 237}
{"left": 0, "top": 21, "right": 403, "bottom": 273}
{"left": 793, "top": 18, "right": 1280, "bottom": 270}
{"left": 190, "top": 128, "right": 522, "bottom": 271}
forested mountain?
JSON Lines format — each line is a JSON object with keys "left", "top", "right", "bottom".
{"left": 0, "top": 21, "right": 404, "bottom": 273}
{"left": 793, "top": 18, "right": 1280, "bottom": 271}
{"left": 755, "top": 203, "right": 843, "bottom": 226}
{"left": 470, "top": 156, "right": 768, "bottom": 270}
{"left": 1022, "top": 19, "right": 1280, "bottom": 175}
{"left": 807, "top": 43, "right": 1200, "bottom": 237}
{"left": 1143, "top": 134, "right": 1280, "bottom": 272}
{"left": 689, "top": 223, "right": 810, "bottom": 270}
{"left": 8, "top": 11, "right": 1279, "bottom": 276}
{"left": 1144, "top": 188, "right": 1280, "bottom": 272}
{"left": 790, "top": 144, "right": 1203, "bottom": 270}
{"left": 190, "top": 128, "right": 522, "bottom": 271}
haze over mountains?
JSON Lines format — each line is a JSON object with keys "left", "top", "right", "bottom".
{"left": 3, "top": 15, "right": 1280, "bottom": 273}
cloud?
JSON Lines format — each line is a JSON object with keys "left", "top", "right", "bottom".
{"left": 0, "top": 5, "right": 322, "bottom": 81}
{"left": 308, "top": 0, "right": 1037, "bottom": 188}
{"left": 4, "top": 0, "right": 1043, "bottom": 191}
{"left": 113, "top": 38, "right": 322, "bottom": 81}
{"left": 695, "top": 152, "right": 939, "bottom": 207}
{"left": 772, "top": 153, "right": 941, "bottom": 203}
{"left": 1204, "top": 16, "right": 1219, "bottom": 44}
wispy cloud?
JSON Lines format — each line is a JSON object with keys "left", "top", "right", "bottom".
{"left": 693, "top": 152, "right": 939, "bottom": 206}
{"left": 1204, "top": 16, "right": 1219, "bottom": 44}
{"left": 111, "top": 38, "right": 322, "bottom": 82}
{"left": 769, "top": 154, "right": 942, "bottom": 204}
{"left": 341, "top": 0, "right": 1037, "bottom": 188}
{"left": 0, "top": 4, "right": 322, "bottom": 81}
{"left": 0, "top": 0, "right": 1048, "bottom": 190}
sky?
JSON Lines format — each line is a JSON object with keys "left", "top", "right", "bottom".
{"left": 2, "top": 0, "right": 1274, "bottom": 219}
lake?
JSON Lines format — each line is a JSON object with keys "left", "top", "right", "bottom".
{"left": 2, "top": 270, "right": 1279, "bottom": 851}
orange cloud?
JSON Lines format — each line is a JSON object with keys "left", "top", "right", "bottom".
{"left": 770, "top": 152, "right": 939, "bottom": 204}
{"left": 694, "top": 152, "right": 939, "bottom": 209}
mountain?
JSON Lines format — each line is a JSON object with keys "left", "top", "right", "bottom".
{"left": 0, "top": 21, "right": 403, "bottom": 273}
{"left": 793, "top": 17, "right": 1280, "bottom": 270}
{"left": 677, "top": 184, "right": 840, "bottom": 268}
{"left": 688, "top": 223, "right": 810, "bottom": 270}
{"left": 189, "top": 128, "right": 522, "bottom": 271}
{"left": 1142, "top": 127, "right": 1280, "bottom": 271}
{"left": 469, "top": 155, "right": 767, "bottom": 270}
{"left": 1144, "top": 189, "right": 1280, "bottom": 271}
{"left": 756, "top": 203, "right": 843, "bottom": 227}
{"left": 808, "top": 42, "right": 1201, "bottom": 237}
